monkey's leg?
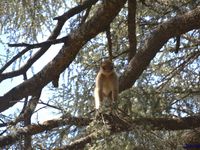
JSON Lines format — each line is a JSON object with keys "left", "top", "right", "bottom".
{"left": 94, "top": 88, "right": 103, "bottom": 110}
{"left": 108, "top": 93, "right": 115, "bottom": 112}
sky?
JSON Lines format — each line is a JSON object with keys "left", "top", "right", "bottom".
{"left": 0, "top": 33, "right": 63, "bottom": 122}
{"left": 0, "top": 0, "right": 75, "bottom": 123}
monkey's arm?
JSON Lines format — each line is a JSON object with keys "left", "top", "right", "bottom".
{"left": 94, "top": 73, "right": 104, "bottom": 109}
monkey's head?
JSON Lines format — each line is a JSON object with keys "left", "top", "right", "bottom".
{"left": 100, "top": 59, "right": 114, "bottom": 76}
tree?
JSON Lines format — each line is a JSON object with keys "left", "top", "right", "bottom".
{"left": 0, "top": 0, "right": 200, "bottom": 149}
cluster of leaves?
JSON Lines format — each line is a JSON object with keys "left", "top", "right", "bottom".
{"left": 0, "top": 0, "right": 200, "bottom": 149}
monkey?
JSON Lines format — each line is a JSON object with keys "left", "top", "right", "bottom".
{"left": 94, "top": 59, "right": 119, "bottom": 110}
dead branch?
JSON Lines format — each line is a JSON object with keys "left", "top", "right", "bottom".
{"left": 8, "top": 36, "right": 68, "bottom": 48}
{"left": 175, "top": 35, "right": 181, "bottom": 53}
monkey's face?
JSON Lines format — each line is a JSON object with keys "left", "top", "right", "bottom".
{"left": 101, "top": 60, "right": 114, "bottom": 75}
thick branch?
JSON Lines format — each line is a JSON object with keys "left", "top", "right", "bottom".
{"left": 120, "top": 7, "right": 200, "bottom": 92}
{"left": 1, "top": 114, "right": 200, "bottom": 148}
{"left": 58, "top": 115, "right": 200, "bottom": 149}
{"left": 128, "top": 0, "right": 137, "bottom": 61}
{"left": 0, "top": 115, "right": 91, "bottom": 147}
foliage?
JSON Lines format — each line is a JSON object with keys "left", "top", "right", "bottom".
{"left": 0, "top": 0, "right": 200, "bottom": 149}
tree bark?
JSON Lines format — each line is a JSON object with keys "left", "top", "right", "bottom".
{"left": 119, "top": 7, "right": 200, "bottom": 92}
{"left": 128, "top": 0, "right": 137, "bottom": 61}
{"left": 1, "top": 114, "right": 200, "bottom": 148}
